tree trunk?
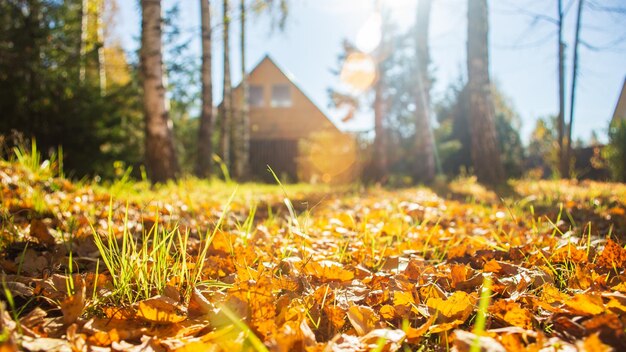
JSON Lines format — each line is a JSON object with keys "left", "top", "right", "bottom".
{"left": 372, "top": 63, "right": 387, "bottom": 182}
{"left": 233, "top": 0, "right": 250, "bottom": 180}
{"left": 196, "top": 0, "right": 214, "bottom": 178}
{"left": 219, "top": 0, "right": 232, "bottom": 171}
{"left": 141, "top": 0, "right": 179, "bottom": 183}
{"left": 79, "top": 0, "right": 88, "bottom": 83}
{"left": 467, "top": 0, "right": 504, "bottom": 185}
{"left": 414, "top": 0, "right": 435, "bottom": 184}
{"left": 557, "top": 0, "right": 568, "bottom": 177}
{"left": 567, "top": 0, "right": 584, "bottom": 175}
{"left": 96, "top": 0, "right": 106, "bottom": 95}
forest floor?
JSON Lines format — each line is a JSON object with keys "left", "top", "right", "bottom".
{"left": 1, "top": 154, "right": 626, "bottom": 351}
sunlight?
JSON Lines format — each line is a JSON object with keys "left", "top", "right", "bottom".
{"left": 339, "top": 52, "right": 377, "bottom": 93}
{"left": 356, "top": 12, "right": 382, "bottom": 54}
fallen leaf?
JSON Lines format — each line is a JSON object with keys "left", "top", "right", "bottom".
{"left": 596, "top": 239, "right": 626, "bottom": 270}
{"left": 60, "top": 276, "right": 86, "bottom": 325}
{"left": 304, "top": 260, "right": 355, "bottom": 282}
{"left": 426, "top": 291, "right": 476, "bottom": 324}
{"left": 136, "top": 295, "right": 187, "bottom": 324}
{"left": 347, "top": 305, "right": 380, "bottom": 336}
{"left": 452, "top": 330, "right": 506, "bottom": 352}
{"left": 359, "top": 329, "right": 405, "bottom": 352}
{"left": 564, "top": 294, "right": 605, "bottom": 316}
{"left": 29, "top": 219, "right": 55, "bottom": 247}
{"left": 577, "top": 333, "right": 612, "bottom": 352}
{"left": 489, "top": 300, "right": 533, "bottom": 330}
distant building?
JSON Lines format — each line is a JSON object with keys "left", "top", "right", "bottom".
{"left": 228, "top": 55, "right": 356, "bottom": 182}
{"left": 612, "top": 77, "right": 626, "bottom": 124}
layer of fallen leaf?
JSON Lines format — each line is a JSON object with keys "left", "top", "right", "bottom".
{"left": 1, "top": 160, "right": 626, "bottom": 351}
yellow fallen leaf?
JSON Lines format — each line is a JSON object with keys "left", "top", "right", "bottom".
{"left": 426, "top": 291, "right": 476, "bottom": 324}
{"left": 136, "top": 295, "right": 187, "bottom": 324}
{"left": 564, "top": 294, "right": 605, "bottom": 315}
{"left": 304, "top": 260, "right": 355, "bottom": 282}
{"left": 489, "top": 300, "right": 533, "bottom": 330}
{"left": 347, "top": 305, "right": 380, "bottom": 336}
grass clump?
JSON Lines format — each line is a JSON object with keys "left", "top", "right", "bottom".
{"left": 92, "top": 193, "right": 233, "bottom": 306}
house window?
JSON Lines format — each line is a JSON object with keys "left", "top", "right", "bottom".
{"left": 249, "top": 85, "right": 264, "bottom": 107}
{"left": 271, "top": 84, "right": 292, "bottom": 107}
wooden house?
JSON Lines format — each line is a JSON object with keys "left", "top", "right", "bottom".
{"left": 230, "top": 55, "right": 356, "bottom": 182}
{"left": 612, "top": 77, "right": 626, "bottom": 125}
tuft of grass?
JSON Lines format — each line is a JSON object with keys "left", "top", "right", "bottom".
{"left": 92, "top": 191, "right": 235, "bottom": 306}
{"left": 12, "top": 139, "right": 63, "bottom": 180}
{"left": 471, "top": 275, "right": 492, "bottom": 352}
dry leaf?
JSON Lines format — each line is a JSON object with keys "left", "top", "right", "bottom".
{"left": 347, "top": 305, "right": 380, "bottom": 336}
{"left": 136, "top": 295, "right": 187, "bottom": 324}
{"left": 426, "top": 291, "right": 476, "bottom": 324}
{"left": 489, "top": 300, "right": 533, "bottom": 330}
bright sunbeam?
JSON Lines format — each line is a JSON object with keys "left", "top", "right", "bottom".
{"left": 339, "top": 52, "right": 377, "bottom": 93}
{"left": 356, "top": 12, "right": 382, "bottom": 53}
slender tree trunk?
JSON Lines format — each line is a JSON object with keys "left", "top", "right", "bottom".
{"left": 219, "top": 0, "right": 232, "bottom": 171}
{"left": 557, "top": 0, "right": 568, "bottom": 177}
{"left": 372, "top": 63, "right": 387, "bottom": 182}
{"left": 79, "top": 0, "right": 88, "bottom": 83}
{"left": 141, "top": 0, "right": 179, "bottom": 183}
{"left": 96, "top": 0, "right": 106, "bottom": 95}
{"left": 467, "top": 0, "right": 504, "bottom": 185}
{"left": 233, "top": 0, "right": 249, "bottom": 180}
{"left": 414, "top": 0, "right": 435, "bottom": 184}
{"left": 567, "top": 0, "right": 584, "bottom": 174}
{"left": 196, "top": 0, "right": 214, "bottom": 178}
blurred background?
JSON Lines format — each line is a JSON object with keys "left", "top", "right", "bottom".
{"left": 1, "top": 0, "right": 625, "bottom": 185}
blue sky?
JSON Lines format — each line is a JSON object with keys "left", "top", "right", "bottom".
{"left": 114, "top": 0, "right": 626, "bottom": 143}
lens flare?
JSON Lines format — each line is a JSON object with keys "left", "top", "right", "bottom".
{"left": 356, "top": 13, "right": 382, "bottom": 53}
{"left": 339, "top": 52, "right": 377, "bottom": 93}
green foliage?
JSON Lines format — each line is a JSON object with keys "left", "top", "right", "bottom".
{"left": 604, "top": 119, "right": 626, "bottom": 182}
{"left": 527, "top": 116, "right": 560, "bottom": 178}
{"left": 433, "top": 81, "right": 524, "bottom": 179}
{"left": 0, "top": 0, "right": 143, "bottom": 179}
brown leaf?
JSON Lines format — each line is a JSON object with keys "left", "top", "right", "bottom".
{"left": 60, "top": 276, "right": 86, "bottom": 325}
{"left": 596, "top": 239, "right": 626, "bottom": 270}
{"left": 30, "top": 219, "right": 55, "bottom": 247}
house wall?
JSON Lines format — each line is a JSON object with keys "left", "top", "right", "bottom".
{"left": 231, "top": 57, "right": 339, "bottom": 140}
{"left": 229, "top": 57, "right": 358, "bottom": 183}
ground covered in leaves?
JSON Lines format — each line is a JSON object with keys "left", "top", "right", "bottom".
{"left": 1, "top": 158, "right": 626, "bottom": 351}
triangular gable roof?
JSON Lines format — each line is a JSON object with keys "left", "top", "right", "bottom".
{"left": 612, "top": 77, "right": 626, "bottom": 124}
{"left": 233, "top": 54, "right": 340, "bottom": 133}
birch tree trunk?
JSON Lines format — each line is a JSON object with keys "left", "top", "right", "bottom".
{"left": 371, "top": 63, "right": 387, "bottom": 182}
{"left": 414, "top": 0, "right": 435, "bottom": 184}
{"left": 567, "top": 0, "right": 584, "bottom": 175}
{"left": 233, "top": 0, "right": 250, "bottom": 180}
{"left": 467, "top": 0, "right": 504, "bottom": 185}
{"left": 195, "top": 0, "right": 214, "bottom": 178}
{"left": 557, "top": 0, "right": 568, "bottom": 177}
{"left": 141, "top": 0, "right": 179, "bottom": 183}
{"left": 219, "top": 0, "right": 232, "bottom": 171}
{"left": 96, "top": 0, "right": 106, "bottom": 95}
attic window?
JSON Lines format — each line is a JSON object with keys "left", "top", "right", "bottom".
{"left": 271, "top": 84, "right": 291, "bottom": 107}
{"left": 249, "top": 85, "right": 263, "bottom": 107}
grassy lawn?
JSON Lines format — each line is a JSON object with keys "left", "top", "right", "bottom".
{"left": 1, "top": 152, "right": 625, "bottom": 351}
